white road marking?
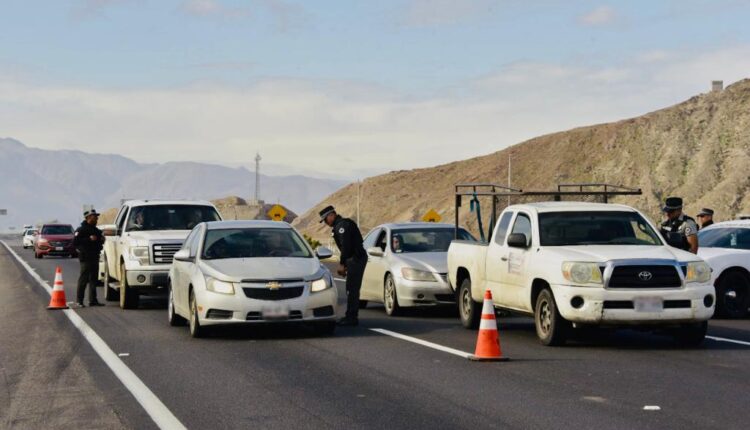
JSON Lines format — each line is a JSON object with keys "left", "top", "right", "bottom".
{"left": 643, "top": 405, "right": 661, "bottom": 411}
{"left": 119, "top": 353, "right": 130, "bottom": 357}
{"left": 706, "top": 336, "right": 750, "bottom": 347}
{"left": 1, "top": 241, "right": 186, "bottom": 430}
{"left": 370, "top": 328, "right": 472, "bottom": 359}
{"left": 333, "top": 277, "right": 346, "bottom": 282}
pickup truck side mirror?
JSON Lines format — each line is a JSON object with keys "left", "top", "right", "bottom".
{"left": 315, "top": 246, "right": 333, "bottom": 260}
{"left": 507, "top": 233, "right": 529, "bottom": 248}
{"left": 173, "top": 249, "right": 193, "bottom": 262}
{"left": 367, "top": 246, "right": 384, "bottom": 257}
{"left": 102, "top": 226, "right": 117, "bottom": 237}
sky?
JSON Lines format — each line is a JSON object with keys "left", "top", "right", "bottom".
{"left": 1, "top": 0, "right": 750, "bottom": 179}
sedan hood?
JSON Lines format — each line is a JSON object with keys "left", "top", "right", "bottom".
{"left": 394, "top": 252, "right": 448, "bottom": 273}
{"left": 544, "top": 245, "right": 699, "bottom": 263}
{"left": 201, "top": 257, "right": 322, "bottom": 282}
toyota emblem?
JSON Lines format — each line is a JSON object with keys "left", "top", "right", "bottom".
{"left": 638, "top": 271, "right": 653, "bottom": 281}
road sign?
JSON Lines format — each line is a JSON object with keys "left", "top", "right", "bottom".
{"left": 267, "top": 204, "right": 287, "bottom": 222}
{"left": 421, "top": 209, "right": 441, "bottom": 223}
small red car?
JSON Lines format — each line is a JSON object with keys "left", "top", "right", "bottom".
{"left": 34, "top": 224, "right": 77, "bottom": 259}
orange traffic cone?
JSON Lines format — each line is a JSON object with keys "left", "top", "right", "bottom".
{"left": 47, "top": 266, "right": 69, "bottom": 310}
{"left": 469, "top": 289, "right": 508, "bottom": 361}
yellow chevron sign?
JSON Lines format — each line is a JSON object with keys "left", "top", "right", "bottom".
{"left": 267, "top": 205, "right": 287, "bottom": 221}
{"left": 421, "top": 209, "right": 442, "bottom": 223}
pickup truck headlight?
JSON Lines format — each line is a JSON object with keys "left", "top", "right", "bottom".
{"left": 401, "top": 268, "right": 437, "bottom": 282}
{"left": 311, "top": 276, "right": 332, "bottom": 293}
{"left": 562, "top": 262, "right": 603, "bottom": 285}
{"left": 206, "top": 277, "right": 235, "bottom": 295}
{"left": 129, "top": 247, "right": 150, "bottom": 265}
{"left": 685, "top": 262, "right": 711, "bottom": 284}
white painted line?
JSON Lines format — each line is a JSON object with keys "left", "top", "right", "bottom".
{"left": 370, "top": 328, "right": 472, "bottom": 359}
{"left": 1, "top": 240, "right": 186, "bottom": 430}
{"left": 643, "top": 405, "right": 661, "bottom": 411}
{"left": 118, "top": 353, "right": 130, "bottom": 357}
{"left": 333, "top": 277, "right": 346, "bottom": 282}
{"left": 706, "top": 335, "right": 750, "bottom": 347}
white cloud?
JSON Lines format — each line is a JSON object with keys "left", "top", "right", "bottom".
{"left": 1, "top": 45, "right": 749, "bottom": 179}
{"left": 400, "top": 0, "right": 497, "bottom": 27}
{"left": 179, "top": 0, "right": 304, "bottom": 30}
{"left": 180, "top": 0, "right": 251, "bottom": 18}
{"left": 578, "top": 5, "right": 617, "bottom": 26}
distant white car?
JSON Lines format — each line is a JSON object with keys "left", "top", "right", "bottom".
{"left": 698, "top": 221, "right": 750, "bottom": 318}
{"left": 22, "top": 228, "right": 38, "bottom": 248}
{"left": 360, "top": 223, "right": 475, "bottom": 315}
{"left": 168, "top": 220, "right": 337, "bottom": 337}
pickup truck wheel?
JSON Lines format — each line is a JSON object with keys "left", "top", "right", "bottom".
{"left": 715, "top": 270, "right": 750, "bottom": 319}
{"left": 102, "top": 258, "right": 118, "bottom": 301}
{"left": 458, "top": 278, "right": 481, "bottom": 329}
{"left": 672, "top": 321, "right": 707, "bottom": 347}
{"left": 119, "top": 264, "right": 140, "bottom": 310}
{"left": 535, "top": 288, "right": 569, "bottom": 346}
{"left": 168, "top": 285, "right": 187, "bottom": 326}
{"left": 189, "top": 291, "right": 205, "bottom": 338}
{"left": 384, "top": 274, "right": 401, "bottom": 316}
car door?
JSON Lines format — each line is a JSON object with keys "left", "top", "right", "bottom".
{"left": 504, "top": 212, "right": 534, "bottom": 310}
{"left": 173, "top": 226, "right": 202, "bottom": 313}
{"left": 361, "top": 228, "right": 388, "bottom": 301}
{"left": 108, "top": 206, "right": 128, "bottom": 277}
{"left": 485, "top": 211, "right": 515, "bottom": 307}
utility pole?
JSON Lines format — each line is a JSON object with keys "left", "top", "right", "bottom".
{"left": 507, "top": 154, "right": 512, "bottom": 206}
{"left": 356, "top": 180, "right": 361, "bottom": 225}
{"left": 254, "top": 152, "right": 261, "bottom": 204}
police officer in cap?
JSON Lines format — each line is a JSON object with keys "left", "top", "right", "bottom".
{"left": 659, "top": 197, "right": 699, "bottom": 254}
{"left": 697, "top": 208, "right": 715, "bottom": 230}
{"left": 320, "top": 205, "right": 367, "bottom": 326}
{"left": 73, "top": 209, "right": 106, "bottom": 307}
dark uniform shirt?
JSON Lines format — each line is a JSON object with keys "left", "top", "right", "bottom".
{"left": 331, "top": 215, "right": 366, "bottom": 266}
{"left": 74, "top": 221, "right": 104, "bottom": 261}
{"left": 660, "top": 214, "right": 697, "bottom": 251}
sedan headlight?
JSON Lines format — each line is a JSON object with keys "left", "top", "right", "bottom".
{"left": 562, "top": 262, "right": 603, "bottom": 285}
{"left": 401, "top": 267, "right": 437, "bottom": 282}
{"left": 206, "top": 277, "right": 235, "bottom": 295}
{"left": 129, "top": 246, "right": 150, "bottom": 265}
{"left": 311, "top": 276, "right": 332, "bottom": 293}
{"left": 685, "top": 262, "right": 711, "bottom": 284}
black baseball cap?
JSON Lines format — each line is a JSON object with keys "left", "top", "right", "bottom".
{"left": 662, "top": 197, "right": 683, "bottom": 212}
{"left": 319, "top": 205, "right": 335, "bottom": 223}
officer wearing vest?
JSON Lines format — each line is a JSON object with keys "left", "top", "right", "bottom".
{"left": 659, "top": 197, "right": 699, "bottom": 254}
{"left": 697, "top": 208, "right": 715, "bottom": 230}
{"left": 320, "top": 205, "right": 367, "bottom": 326}
{"left": 73, "top": 209, "right": 106, "bottom": 307}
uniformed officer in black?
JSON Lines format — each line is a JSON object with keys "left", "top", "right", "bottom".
{"left": 659, "top": 197, "right": 699, "bottom": 254}
{"left": 697, "top": 208, "right": 715, "bottom": 230}
{"left": 74, "top": 209, "right": 106, "bottom": 307}
{"left": 320, "top": 205, "right": 367, "bottom": 326}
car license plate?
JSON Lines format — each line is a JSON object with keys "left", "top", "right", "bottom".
{"left": 262, "top": 305, "right": 289, "bottom": 320}
{"left": 55, "top": 247, "right": 64, "bottom": 251}
{"left": 634, "top": 297, "right": 663, "bottom": 312}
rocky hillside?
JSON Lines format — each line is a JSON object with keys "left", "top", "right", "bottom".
{"left": 295, "top": 79, "right": 750, "bottom": 240}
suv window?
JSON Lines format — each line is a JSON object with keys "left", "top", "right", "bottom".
{"left": 493, "top": 212, "right": 514, "bottom": 245}
{"left": 509, "top": 213, "right": 532, "bottom": 246}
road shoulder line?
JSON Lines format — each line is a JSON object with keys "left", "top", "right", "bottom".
{"left": 0, "top": 240, "right": 186, "bottom": 430}
{"left": 370, "top": 328, "right": 472, "bottom": 359}
{"left": 706, "top": 335, "right": 750, "bottom": 346}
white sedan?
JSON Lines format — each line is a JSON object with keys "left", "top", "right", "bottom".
{"left": 698, "top": 220, "right": 750, "bottom": 318}
{"left": 168, "top": 220, "right": 338, "bottom": 337}
{"left": 22, "top": 228, "right": 38, "bottom": 248}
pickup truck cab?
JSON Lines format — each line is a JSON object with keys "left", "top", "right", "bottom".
{"left": 448, "top": 202, "right": 715, "bottom": 346}
{"left": 100, "top": 200, "right": 222, "bottom": 309}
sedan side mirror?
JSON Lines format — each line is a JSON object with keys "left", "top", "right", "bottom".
{"left": 315, "top": 246, "right": 333, "bottom": 260}
{"left": 173, "top": 249, "right": 193, "bottom": 262}
{"left": 507, "top": 233, "right": 529, "bottom": 248}
{"left": 367, "top": 246, "right": 384, "bottom": 257}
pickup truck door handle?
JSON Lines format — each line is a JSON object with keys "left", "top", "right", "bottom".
{"left": 500, "top": 256, "right": 509, "bottom": 261}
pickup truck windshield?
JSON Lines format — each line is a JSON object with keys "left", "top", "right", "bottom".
{"left": 126, "top": 205, "right": 220, "bottom": 231}
{"left": 698, "top": 228, "right": 750, "bottom": 250}
{"left": 539, "top": 211, "right": 662, "bottom": 246}
{"left": 42, "top": 225, "right": 73, "bottom": 235}
{"left": 392, "top": 228, "right": 474, "bottom": 253}
{"left": 202, "top": 228, "right": 312, "bottom": 259}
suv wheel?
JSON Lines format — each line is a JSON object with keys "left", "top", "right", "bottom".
{"left": 535, "top": 288, "right": 569, "bottom": 346}
{"left": 458, "top": 277, "right": 481, "bottom": 329}
{"left": 119, "top": 263, "right": 140, "bottom": 310}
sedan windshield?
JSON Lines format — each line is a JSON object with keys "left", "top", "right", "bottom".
{"left": 391, "top": 228, "right": 474, "bottom": 253}
{"left": 698, "top": 228, "right": 750, "bottom": 250}
{"left": 126, "top": 205, "right": 220, "bottom": 231}
{"left": 202, "top": 228, "right": 312, "bottom": 259}
{"left": 42, "top": 225, "right": 73, "bottom": 235}
{"left": 539, "top": 211, "right": 662, "bottom": 246}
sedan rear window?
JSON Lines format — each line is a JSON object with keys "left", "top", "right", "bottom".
{"left": 391, "top": 228, "right": 474, "bottom": 253}
{"left": 203, "top": 228, "right": 312, "bottom": 259}
{"left": 42, "top": 225, "right": 73, "bottom": 235}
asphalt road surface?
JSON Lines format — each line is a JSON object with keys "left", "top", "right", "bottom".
{"left": 2, "top": 236, "right": 750, "bottom": 429}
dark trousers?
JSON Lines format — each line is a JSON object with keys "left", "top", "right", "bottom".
{"left": 344, "top": 258, "right": 367, "bottom": 320}
{"left": 77, "top": 260, "right": 99, "bottom": 304}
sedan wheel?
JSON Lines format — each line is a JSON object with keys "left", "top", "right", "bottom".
{"left": 189, "top": 291, "right": 205, "bottom": 338}
{"left": 715, "top": 270, "right": 750, "bottom": 319}
{"left": 384, "top": 274, "right": 401, "bottom": 316}
{"left": 168, "top": 286, "right": 186, "bottom": 327}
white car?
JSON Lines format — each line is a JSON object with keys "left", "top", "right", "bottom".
{"left": 360, "top": 223, "right": 475, "bottom": 315}
{"left": 698, "top": 221, "right": 750, "bottom": 318}
{"left": 22, "top": 228, "right": 38, "bottom": 248}
{"left": 168, "top": 220, "right": 338, "bottom": 337}
{"left": 448, "top": 202, "right": 715, "bottom": 346}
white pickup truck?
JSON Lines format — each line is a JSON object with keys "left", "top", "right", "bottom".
{"left": 100, "top": 200, "right": 222, "bottom": 309}
{"left": 448, "top": 202, "right": 715, "bottom": 346}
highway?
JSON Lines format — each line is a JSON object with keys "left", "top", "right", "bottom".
{"left": 2, "top": 236, "right": 750, "bottom": 429}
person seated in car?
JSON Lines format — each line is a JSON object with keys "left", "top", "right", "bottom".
{"left": 392, "top": 234, "right": 403, "bottom": 253}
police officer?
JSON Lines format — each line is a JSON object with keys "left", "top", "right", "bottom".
{"left": 73, "top": 209, "right": 106, "bottom": 307}
{"left": 659, "top": 197, "right": 699, "bottom": 254}
{"left": 696, "top": 208, "right": 715, "bottom": 229}
{"left": 320, "top": 205, "right": 367, "bottom": 326}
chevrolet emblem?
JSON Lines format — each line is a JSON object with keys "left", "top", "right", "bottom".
{"left": 266, "top": 281, "right": 282, "bottom": 290}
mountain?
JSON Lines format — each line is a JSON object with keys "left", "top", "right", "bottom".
{"left": 294, "top": 79, "right": 750, "bottom": 240}
{"left": 0, "top": 138, "right": 346, "bottom": 229}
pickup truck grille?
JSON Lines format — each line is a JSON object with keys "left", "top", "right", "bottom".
{"left": 152, "top": 243, "right": 182, "bottom": 264}
{"left": 608, "top": 265, "right": 681, "bottom": 289}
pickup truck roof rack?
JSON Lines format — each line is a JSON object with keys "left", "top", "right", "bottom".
{"left": 454, "top": 183, "right": 642, "bottom": 241}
